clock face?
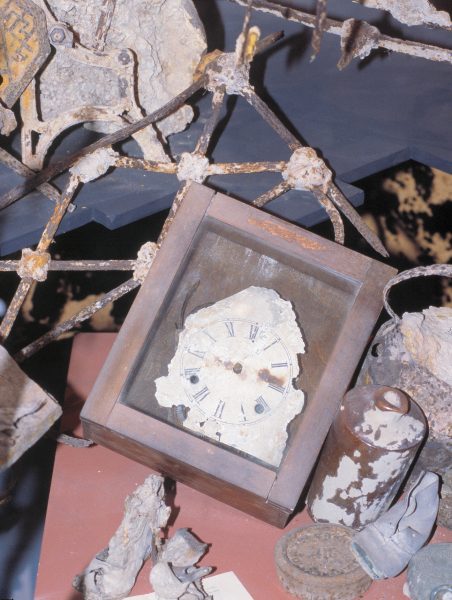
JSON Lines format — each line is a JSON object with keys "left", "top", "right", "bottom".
{"left": 155, "top": 286, "right": 306, "bottom": 467}
{"left": 180, "top": 318, "right": 294, "bottom": 426}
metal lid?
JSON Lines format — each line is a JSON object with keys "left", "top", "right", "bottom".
{"left": 340, "top": 385, "right": 427, "bottom": 451}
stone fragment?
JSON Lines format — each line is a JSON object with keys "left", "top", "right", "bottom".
{"left": 405, "top": 543, "right": 452, "bottom": 600}
{"left": 0, "top": 345, "right": 62, "bottom": 471}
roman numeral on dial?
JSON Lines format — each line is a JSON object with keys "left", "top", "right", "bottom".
{"left": 188, "top": 348, "right": 206, "bottom": 359}
{"left": 249, "top": 323, "right": 259, "bottom": 341}
{"left": 268, "top": 382, "right": 285, "bottom": 394}
{"left": 225, "top": 321, "right": 235, "bottom": 337}
{"left": 213, "top": 400, "right": 225, "bottom": 419}
{"left": 271, "top": 362, "right": 288, "bottom": 368}
{"left": 193, "top": 386, "right": 210, "bottom": 402}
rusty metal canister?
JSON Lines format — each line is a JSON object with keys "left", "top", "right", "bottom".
{"left": 307, "top": 385, "right": 427, "bottom": 530}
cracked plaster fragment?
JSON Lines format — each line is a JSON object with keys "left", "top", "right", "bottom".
{"left": 176, "top": 152, "right": 209, "bottom": 183}
{"left": 70, "top": 147, "right": 119, "bottom": 183}
{"left": 133, "top": 242, "right": 158, "bottom": 283}
{"left": 46, "top": 0, "right": 206, "bottom": 143}
{"left": 18, "top": 248, "right": 51, "bottom": 282}
{"left": 356, "top": 0, "right": 452, "bottom": 28}
{"left": 282, "top": 147, "right": 332, "bottom": 192}
{"left": 0, "top": 345, "right": 62, "bottom": 470}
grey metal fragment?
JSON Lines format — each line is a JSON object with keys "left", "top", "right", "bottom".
{"left": 0, "top": 345, "right": 62, "bottom": 471}
{"left": 150, "top": 528, "right": 213, "bottom": 600}
{"left": 352, "top": 471, "right": 440, "bottom": 579}
{"left": 73, "top": 474, "right": 171, "bottom": 600}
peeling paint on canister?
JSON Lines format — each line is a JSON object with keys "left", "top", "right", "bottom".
{"left": 307, "top": 385, "right": 426, "bottom": 530}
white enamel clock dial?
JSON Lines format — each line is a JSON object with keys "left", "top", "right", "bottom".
{"left": 155, "top": 286, "right": 305, "bottom": 467}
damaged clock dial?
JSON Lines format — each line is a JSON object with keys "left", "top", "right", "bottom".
{"left": 155, "top": 286, "right": 306, "bottom": 467}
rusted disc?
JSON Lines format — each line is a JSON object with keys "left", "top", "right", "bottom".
{"left": 275, "top": 524, "right": 372, "bottom": 600}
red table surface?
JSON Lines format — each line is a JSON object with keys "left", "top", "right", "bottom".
{"left": 36, "top": 333, "right": 451, "bottom": 600}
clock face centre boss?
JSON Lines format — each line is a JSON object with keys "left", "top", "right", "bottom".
{"left": 155, "top": 286, "right": 306, "bottom": 467}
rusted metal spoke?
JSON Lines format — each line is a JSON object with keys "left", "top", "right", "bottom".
{"left": 311, "top": 0, "right": 328, "bottom": 60}
{"left": 195, "top": 88, "right": 226, "bottom": 156}
{"left": 15, "top": 278, "right": 141, "bottom": 363}
{"left": 37, "top": 175, "right": 81, "bottom": 253}
{"left": 0, "top": 259, "right": 135, "bottom": 272}
{"left": 252, "top": 181, "right": 291, "bottom": 207}
{"left": 326, "top": 185, "right": 388, "bottom": 256}
{"left": 157, "top": 181, "right": 191, "bottom": 246}
{"left": 114, "top": 156, "right": 178, "bottom": 174}
{"left": 208, "top": 160, "right": 286, "bottom": 175}
{"left": 313, "top": 188, "right": 344, "bottom": 244}
{"left": 0, "top": 78, "right": 205, "bottom": 211}
{"left": 0, "top": 278, "right": 33, "bottom": 342}
{"left": 0, "top": 148, "right": 60, "bottom": 203}
{"left": 232, "top": 0, "right": 452, "bottom": 65}
{"left": 242, "top": 87, "right": 301, "bottom": 151}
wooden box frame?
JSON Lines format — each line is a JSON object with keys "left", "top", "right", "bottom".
{"left": 81, "top": 183, "right": 396, "bottom": 527}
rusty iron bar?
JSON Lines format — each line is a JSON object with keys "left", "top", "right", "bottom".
{"left": 208, "top": 160, "right": 286, "bottom": 174}
{"left": 324, "top": 184, "right": 388, "bottom": 256}
{"left": 157, "top": 87, "right": 230, "bottom": 246}
{"left": 243, "top": 86, "right": 387, "bottom": 255}
{"left": 114, "top": 156, "right": 177, "bottom": 173}
{"left": 15, "top": 278, "right": 141, "bottom": 363}
{"left": 243, "top": 87, "right": 301, "bottom": 151}
{"left": 195, "top": 88, "right": 226, "bottom": 155}
{"left": 0, "top": 278, "right": 33, "bottom": 342}
{"left": 252, "top": 181, "right": 291, "bottom": 207}
{"left": 116, "top": 157, "right": 286, "bottom": 176}
{"left": 231, "top": 0, "right": 452, "bottom": 65}
{"left": 0, "top": 147, "right": 60, "bottom": 202}
{"left": 314, "top": 188, "right": 345, "bottom": 244}
{"left": 0, "top": 175, "right": 81, "bottom": 342}
{"left": 37, "top": 175, "right": 81, "bottom": 253}
{"left": 311, "top": 0, "right": 328, "bottom": 60}
{"left": 0, "top": 78, "right": 206, "bottom": 211}
{"left": 0, "top": 259, "right": 135, "bottom": 271}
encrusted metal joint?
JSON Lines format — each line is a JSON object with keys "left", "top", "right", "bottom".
{"left": 282, "top": 147, "right": 333, "bottom": 192}
{"left": 70, "top": 147, "right": 119, "bottom": 183}
{"left": 177, "top": 152, "right": 209, "bottom": 183}
{"left": 18, "top": 248, "right": 51, "bottom": 282}
{"left": 205, "top": 53, "right": 251, "bottom": 96}
{"left": 133, "top": 242, "right": 158, "bottom": 283}
{"left": 338, "top": 19, "right": 380, "bottom": 70}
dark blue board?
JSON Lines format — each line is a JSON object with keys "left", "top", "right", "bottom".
{"left": 0, "top": 0, "right": 451, "bottom": 255}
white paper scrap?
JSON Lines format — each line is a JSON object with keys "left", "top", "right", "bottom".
{"left": 126, "top": 571, "right": 254, "bottom": 600}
